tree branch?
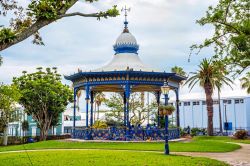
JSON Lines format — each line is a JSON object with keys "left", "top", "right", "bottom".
{"left": 0, "top": 19, "right": 54, "bottom": 51}
{"left": 58, "top": 12, "right": 102, "bottom": 19}
{"left": 214, "top": 20, "right": 241, "bottom": 34}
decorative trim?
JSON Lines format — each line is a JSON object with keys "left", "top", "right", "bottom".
{"left": 113, "top": 43, "right": 139, "bottom": 54}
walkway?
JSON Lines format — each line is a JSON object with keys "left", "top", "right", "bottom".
{"left": 173, "top": 143, "right": 250, "bottom": 166}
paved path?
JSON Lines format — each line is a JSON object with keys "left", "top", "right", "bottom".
{"left": 172, "top": 143, "right": 250, "bottom": 166}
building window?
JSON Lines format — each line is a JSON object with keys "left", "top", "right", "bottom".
{"left": 179, "top": 102, "right": 182, "bottom": 106}
{"left": 193, "top": 101, "right": 200, "bottom": 105}
{"left": 202, "top": 101, "right": 206, "bottom": 105}
{"left": 184, "top": 102, "right": 190, "bottom": 106}
{"left": 213, "top": 100, "right": 219, "bottom": 104}
{"left": 223, "top": 100, "right": 231, "bottom": 104}
{"left": 235, "top": 99, "right": 244, "bottom": 104}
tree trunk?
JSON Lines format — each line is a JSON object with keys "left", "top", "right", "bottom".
{"left": 0, "top": 0, "right": 79, "bottom": 51}
{"left": 205, "top": 83, "right": 214, "bottom": 136}
{"left": 3, "top": 125, "right": 9, "bottom": 146}
{"left": 97, "top": 105, "right": 100, "bottom": 120}
{"left": 94, "top": 103, "right": 97, "bottom": 121}
{"left": 0, "top": 19, "right": 54, "bottom": 51}
{"left": 218, "top": 90, "right": 223, "bottom": 134}
{"left": 3, "top": 116, "right": 9, "bottom": 146}
{"left": 39, "top": 123, "right": 49, "bottom": 141}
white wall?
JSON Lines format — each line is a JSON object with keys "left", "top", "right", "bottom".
{"left": 177, "top": 97, "right": 249, "bottom": 132}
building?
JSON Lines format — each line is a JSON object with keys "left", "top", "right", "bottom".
{"left": 8, "top": 106, "right": 64, "bottom": 137}
{"left": 170, "top": 95, "right": 250, "bottom": 134}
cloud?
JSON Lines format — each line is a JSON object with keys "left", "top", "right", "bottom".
{"left": 1, "top": 0, "right": 246, "bottom": 97}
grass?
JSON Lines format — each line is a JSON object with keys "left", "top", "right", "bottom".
{"left": 0, "top": 150, "right": 228, "bottom": 166}
{"left": 193, "top": 136, "right": 250, "bottom": 144}
{"left": 0, "top": 136, "right": 241, "bottom": 153}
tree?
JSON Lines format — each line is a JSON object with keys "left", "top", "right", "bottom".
{"left": 240, "top": 72, "right": 250, "bottom": 94}
{"left": 105, "top": 93, "right": 157, "bottom": 126}
{"left": 185, "top": 58, "right": 233, "bottom": 136}
{"left": 104, "top": 93, "right": 123, "bottom": 124}
{"left": 95, "top": 92, "right": 105, "bottom": 120}
{"left": 213, "top": 60, "right": 233, "bottom": 134}
{"left": 0, "top": 0, "right": 119, "bottom": 51}
{"left": 0, "top": 84, "right": 21, "bottom": 145}
{"left": 13, "top": 67, "right": 73, "bottom": 141}
{"left": 191, "top": 0, "right": 250, "bottom": 74}
{"left": 171, "top": 66, "right": 186, "bottom": 77}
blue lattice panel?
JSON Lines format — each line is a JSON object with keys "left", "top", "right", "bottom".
{"left": 73, "top": 128, "right": 180, "bottom": 141}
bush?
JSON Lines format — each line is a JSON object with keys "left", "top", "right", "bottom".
{"left": 180, "top": 128, "right": 186, "bottom": 137}
{"left": 93, "top": 120, "right": 108, "bottom": 129}
{"left": 234, "top": 130, "right": 248, "bottom": 139}
{"left": 191, "top": 128, "right": 207, "bottom": 136}
{"left": 0, "top": 134, "right": 71, "bottom": 146}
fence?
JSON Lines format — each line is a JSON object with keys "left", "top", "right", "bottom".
{"left": 73, "top": 128, "right": 180, "bottom": 141}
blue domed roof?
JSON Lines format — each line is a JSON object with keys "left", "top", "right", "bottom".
{"left": 113, "top": 28, "right": 139, "bottom": 55}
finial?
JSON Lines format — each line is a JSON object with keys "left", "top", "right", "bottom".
{"left": 121, "top": 6, "right": 131, "bottom": 33}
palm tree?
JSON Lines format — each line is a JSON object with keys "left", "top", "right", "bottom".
{"left": 240, "top": 72, "right": 250, "bottom": 94}
{"left": 95, "top": 92, "right": 105, "bottom": 120}
{"left": 171, "top": 66, "right": 186, "bottom": 77}
{"left": 213, "top": 60, "right": 233, "bottom": 134}
{"left": 185, "top": 58, "right": 233, "bottom": 136}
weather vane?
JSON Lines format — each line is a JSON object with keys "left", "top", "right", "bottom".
{"left": 121, "top": 6, "right": 131, "bottom": 29}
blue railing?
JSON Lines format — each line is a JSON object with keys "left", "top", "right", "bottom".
{"left": 73, "top": 128, "right": 180, "bottom": 141}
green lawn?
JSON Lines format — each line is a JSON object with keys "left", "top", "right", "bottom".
{"left": 0, "top": 136, "right": 241, "bottom": 153}
{"left": 193, "top": 136, "right": 250, "bottom": 144}
{"left": 0, "top": 150, "right": 228, "bottom": 166}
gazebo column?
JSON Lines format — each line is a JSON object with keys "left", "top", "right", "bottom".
{"left": 73, "top": 88, "right": 77, "bottom": 138}
{"left": 90, "top": 91, "right": 94, "bottom": 127}
{"left": 85, "top": 85, "right": 90, "bottom": 128}
{"left": 175, "top": 88, "right": 180, "bottom": 128}
{"left": 125, "top": 84, "right": 131, "bottom": 128}
{"left": 156, "top": 91, "right": 161, "bottom": 127}
{"left": 123, "top": 92, "right": 127, "bottom": 127}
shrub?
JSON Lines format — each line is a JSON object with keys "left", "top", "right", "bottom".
{"left": 0, "top": 134, "right": 72, "bottom": 146}
{"left": 234, "top": 130, "right": 248, "bottom": 139}
{"left": 191, "top": 128, "right": 207, "bottom": 136}
{"left": 180, "top": 128, "right": 186, "bottom": 137}
{"left": 93, "top": 120, "right": 108, "bottom": 129}
{"left": 159, "top": 105, "right": 175, "bottom": 116}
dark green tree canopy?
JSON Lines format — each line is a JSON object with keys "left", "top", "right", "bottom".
{"left": 0, "top": 0, "right": 119, "bottom": 51}
{"left": 13, "top": 67, "right": 73, "bottom": 140}
{"left": 191, "top": 0, "right": 250, "bottom": 73}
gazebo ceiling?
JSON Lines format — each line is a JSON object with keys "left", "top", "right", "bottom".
{"left": 91, "top": 84, "right": 161, "bottom": 93}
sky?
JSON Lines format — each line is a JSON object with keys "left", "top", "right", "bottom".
{"left": 0, "top": 0, "right": 248, "bottom": 100}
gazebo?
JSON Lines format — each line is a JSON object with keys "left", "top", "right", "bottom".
{"left": 65, "top": 11, "right": 186, "bottom": 142}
